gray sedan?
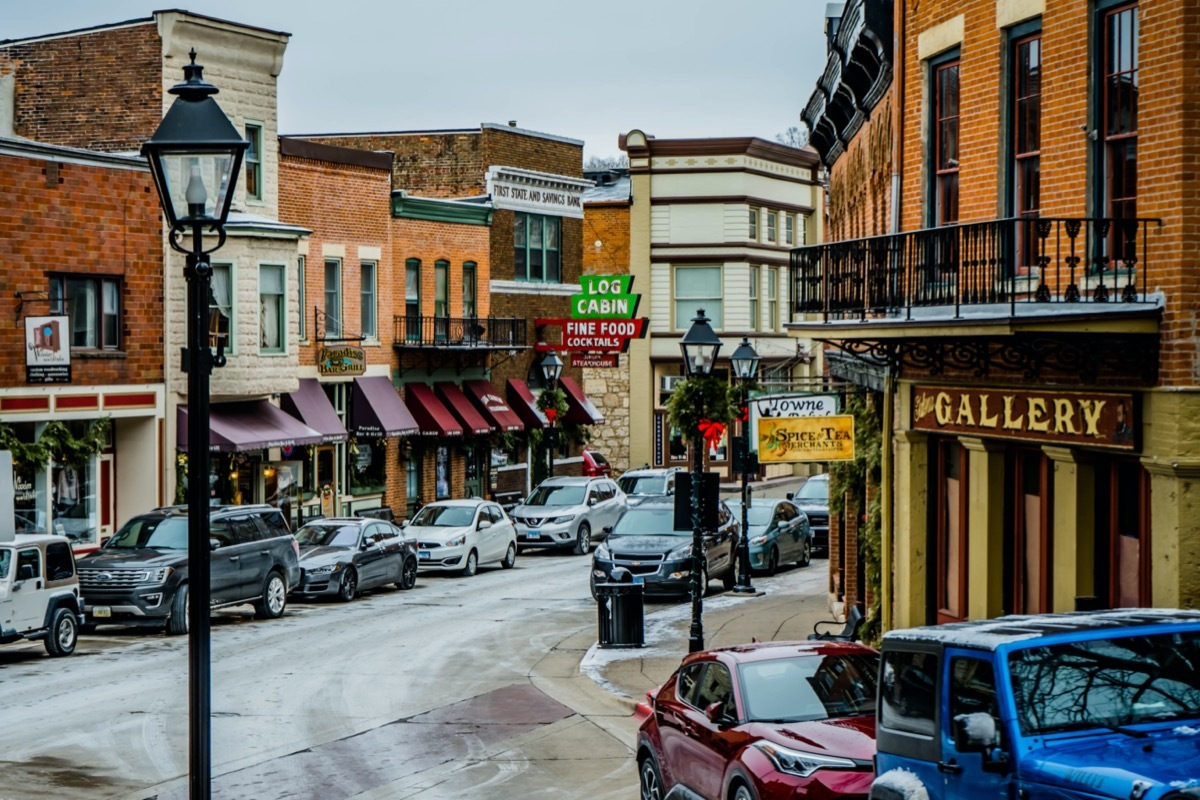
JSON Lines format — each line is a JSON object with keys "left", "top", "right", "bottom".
{"left": 292, "top": 518, "right": 417, "bottom": 602}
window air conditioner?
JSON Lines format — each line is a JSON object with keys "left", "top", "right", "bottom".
{"left": 661, "top": 375, "right": 685, "bottom": 392}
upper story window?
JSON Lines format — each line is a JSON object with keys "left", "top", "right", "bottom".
{"left": 245, "top": 123, "right": 263, "bottom": 202}
{"left": 49, "top": 275, "right": 120, "bottom": 350}
{"left": 933, "top": 56, "right": 961, "bottom": 226}
{"left": 1012, "top": 30, "right": 1043, "bottom": 271}
{"left": 766, "top": 267, "right": 779, "bottom": 330}
{"left": 404, "top": 258, "right": 421, "bottom": 342}
{"left": 434, "top": 260, "right": 449, "bottom": 318}
{"left": 749, "top": 209, "right": 759, "bottom": 240}
{"left": 766, "top": 211, "right": 778, "bottom": 243}
{"left": 1100, "top": 2, "right": 1139, "bottom": 261}
{"left": 259, "top": 263, "right": 285, "bottom": 354}
{"left": 297, "top": 255, "right": 306, "bottom": 340}
{"left": 673, "top": 266, "right": 723, "bottom": 330}
{"left": 463, "top": 261, "right": 477, "bottom": 318}
{"left": 361, "top": 261, "right": 377, "bottom": 340}
{"left": 514, "top": 213, "right": 561, "bottom": 283}
{"left": 324, "top": 258, "right": 341, "bottom": 338}
{"left": 748, "top": 268, "right": 759, "bottom": 331}
{"left": 785, "top": 215, "right": 795, "bottom": 245}
{"left": 211, "top": 263, "right": 233, "bottom": 354}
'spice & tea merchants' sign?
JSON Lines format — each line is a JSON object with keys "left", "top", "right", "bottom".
{"left": 758, "top": 415, "right": 856, "bottom": 463}
{"left": 912, "top": 385, "right": 1136, "bottom": 450}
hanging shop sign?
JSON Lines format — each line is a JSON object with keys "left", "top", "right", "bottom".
{"left": 571, "top": 275, "right": 641, "bottom": 320}
{"left": 758, "top": 415, "right": 856, "bottom": 463}
{"left": 25, "top": 315, "right": 71, "bottom": 385}
{"left": 317, "top": 345, "right": 366, "bottom": 377}
{"left": 911, "top": 385, "right": 1137, "bottom": 450}
{"left": 572, "top": 353, "right": 619, "bottom": 369}
{"left": 486, "top": 166, "right": 591, "bottom": 220}
{"left": 534, "top": 318, "right": 648, "bottom": 353}
{"left": 752, "top": 393, "right": 839, "bottom": 419}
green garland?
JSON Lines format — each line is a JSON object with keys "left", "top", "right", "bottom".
{"left": 536, "top": 386, "right": 568, "bottom": 418}
{"left": 665, "top": 375, "right": 738, "bottom": 433}
{"left": 0, "top": 418, "right": 112, "bottom": 475}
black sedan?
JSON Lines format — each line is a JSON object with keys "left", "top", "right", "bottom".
{"left": 292, "top": 518, "right": 417, "bottom": 602}
{"left": 590, "top": 497, "right": 739, "bottom": 599}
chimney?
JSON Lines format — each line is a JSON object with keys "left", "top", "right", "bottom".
{"left": 0, "top": 74, "right": 14, "bottom": 138}
{"left": 508, "top": 120, "right": 518, "bottom": 128}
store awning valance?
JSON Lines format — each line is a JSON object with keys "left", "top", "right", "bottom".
{"left": 405, "top": 383, "right": 463, "bottom": 437}
{"left": 435, "top": 383, "right": 493, "bottom": 436}
{"left": 280, "top": 379, "right": 349, "bottom": 444}
{"left": 560, "top": 376, "right": 605, "bottom": 425}
{"left": 351, "top": 376, "right": 420, "bottom": 438}
{"left": 506, "top": 379, "right": 547, "bottom": 429}
{"left": 177, "top": 401, "right": 323, "bottom": 453}
{"left": 464, "top": 379, "right": 524, "bottom": 433}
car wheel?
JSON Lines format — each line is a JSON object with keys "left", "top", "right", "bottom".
{"left": 767, "top": 546, "right": 779, "bottom": 577}
{"left": 44, "top": 607, "right": 78, "bottom": 657}
{"left": 573, "top": 522, "right": 592, "bottom": 556}
{"left": 721, "top": 557, "right": 738, "bottom": 591}
{"left": 337, "top": 568, "right": 358, "bottom": 603}
{"left": 501, "top": 542, "right": 517, "bottom": 569}
{"left": 589, "top": 573, "right": 598, "bottom": 601}
{"left": 397, "top": 557, "right": 417, "bottom": 590}
{"left": 700, "top": 564, "right": 709, "bottom": 597}
{"left": 639, "top": 754, "right": 664, "bottom": 800}
{"left": 253, "top": 571, "right": 288, "bottom": 619}
{"left": 799, "top": 538, "right": 812, "bottom": 567}
{"left": 165, "top": 584, "right": 189, "bottom": 636}
{"left": 461, "top": 549, "right": 478, "bottom": 577}
{"left": 732, "top": 780, "right": 759, "bottom": 800}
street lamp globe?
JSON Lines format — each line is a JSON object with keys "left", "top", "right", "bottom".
{"left": 679, "top": 309, "right": 722, "bottom": 377}
{"left": 141, "top": 50, "right": 247, "bottom": 232}
{"left": 540, "top": 349, "right": 564, "bottom": 384}
{"left": 730, "top": 337, "right": 760, "bottom": 381}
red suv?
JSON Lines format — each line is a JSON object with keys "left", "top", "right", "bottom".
{"left": 581, "top": 448, "right": 611, "bottom": 477}
{"left": 636, "top": 640, "right": 879, "bottom": 800}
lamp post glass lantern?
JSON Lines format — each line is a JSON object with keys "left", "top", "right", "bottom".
{"left": 142, "top": 50, "right": 246, "bottom": 800}
{"left": 679, "top": 309, "right": 722, "bottom": 653}
{"left": 540, "top": 350, "right": 564, "bottom": 478}
{"left": 730, "top": 338, "right": 760, "bottom": 595}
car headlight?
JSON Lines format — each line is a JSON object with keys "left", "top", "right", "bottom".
{"left": 548, "top": 514, "right": 577, "bottom": 524}
{"left": 595, "top": 543, "right": 611, "bottom": 560}
{"left": 152, "top": 567, "right": 174, "bottom": 583}
{"left": 752, "top": 741, "right": 857, "bottom": 778}
{"left": 750, "top": 535, "right": 768, "bottom": 546}
{"left": 446, "top": 534, "right": 467, "bottom": 547}
{"left": 667, "top": 543, "right": 695, "bottom": 561}
{"left": 307, "top": 564, "right": 334, "bottom": 575}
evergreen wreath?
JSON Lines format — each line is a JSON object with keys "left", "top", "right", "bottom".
{"left": 536, "top": 385, "right": 568, "bottom": 419}
{"left": 665, "top": 375, "right": 738, "bottom": 434}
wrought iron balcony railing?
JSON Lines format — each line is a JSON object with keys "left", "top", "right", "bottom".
{"left": 790, "top": 217, "right": 1161, "bottom": 322}
{"left": 392, "top": 315, "right": 527, "bottom": 349}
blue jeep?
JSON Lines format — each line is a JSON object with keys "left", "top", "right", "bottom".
{"left": 870, "top": 609, "right": 1200, "bottom": 800}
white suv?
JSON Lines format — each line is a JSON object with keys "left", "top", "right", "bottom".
{"left": 0, "top": 534, "right": 84, "bottom": 656}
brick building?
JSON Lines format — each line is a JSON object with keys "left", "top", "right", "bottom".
{"left": 793, "top": 0, "right": 1200, "bottom": 629}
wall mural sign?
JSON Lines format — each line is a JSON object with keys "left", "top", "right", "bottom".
{"left": 25, "top": 315, "right": 71, "bottom": 384}
{"left": 758, "top": 415, "right": 856, "bottom": 463}
{"left": 912, "top": 385, "right": 1137, "bottom": 450}
{"left": 486, "top": 166, "right": 590, "bottom": 220}
{"left": 572, "top": 275, "right": 641, "bottom": 319}
{"left": 317, "top": 345, "right": 366, "bottom": 377}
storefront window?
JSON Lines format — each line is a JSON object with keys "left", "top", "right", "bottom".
{"left": 349, "top": 440, "right": 387, "bottom": 495}
{"left": 9, "top": 421, "right": 104, "bottom": 547}
{"left": 406, "top": 454, "right": 420, "bottom": 505}
{"left": 51, "top": 459, "right": 97, "bottom": 546}
{"left": 668, "top": 424, "right": 689, "bottom": 463}
{"left": 265, "top": 462, "right": 301, "bottom": 530}
{"left": 436, "top": 446, "right": 450, "bottom": 499}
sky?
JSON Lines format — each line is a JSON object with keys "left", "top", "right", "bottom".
{"left": 1, "top": 0, "right": 830, "bottom": 160}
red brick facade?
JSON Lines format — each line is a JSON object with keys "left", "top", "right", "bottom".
{"left": 582, "top": 204, "right": 631, "bottom": 277}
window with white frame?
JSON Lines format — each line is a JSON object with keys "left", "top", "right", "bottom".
{"left": 297, "top": 255, "right": 306, "bottom": 340}
{"left": 766, "top": 267, "right": 779, "bottom": 331}
{"left": 245, "top": 122, "right": 263, "bottom": 202}
{"left": 324, "top": 258, "right": 341, "bottom": 338}
{"left": 674, "top": 266, "right": 723, "bottom": 330}
{"left": 49, "top": 275, "right": 120, "bottom": 349}
{"left": 361, "top": 260, "right": 377, "bottom": 340}
{"left": 785, "top": 215, "right": 795, "bottom": 245}
{"left": 211, "top": 263, "right": 234, "bottom": 354}
{"left": 766, "top": 211, "right": 777, "bottom": 243}
{"left": 749, "top": 209, "right": 758, "bottom": 241}
{"left": 259, "top": 263, "right": 285, "bottom": 353}
{"left": 748, "top": 267, "right": 759, "bottom": 331}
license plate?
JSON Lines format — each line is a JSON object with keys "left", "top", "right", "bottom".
{"left": 418, "top": 550, "right": 431, "bottom": 560}
{"left": 92, "top": 606, "right": 111, "bottom": 618}
{"left": 633, "top": 577, "right": 645, "bottom": 585}
{"left": 521, "top": 534, "right": 542, "bottom": 541}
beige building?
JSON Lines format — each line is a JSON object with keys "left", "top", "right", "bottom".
{"left": 619, "top": 131, "right": 824, "bottom": 476}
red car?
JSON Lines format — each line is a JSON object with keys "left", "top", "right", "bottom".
{"left": 581, "top": 448, "right": 612, "bottom": 477}
{"left": 636, "top": 640, "right": 879, "bottom": 800}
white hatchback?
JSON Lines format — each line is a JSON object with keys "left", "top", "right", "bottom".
{"left": 404, "top": 499, "right": 518, "bottom": 577}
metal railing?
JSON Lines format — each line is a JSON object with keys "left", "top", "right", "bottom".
{"left": 391, "top": 315, "right": 527, "bottom": 349}
{"left": 790, "top": 217, "right": 1161, "bottom": 321}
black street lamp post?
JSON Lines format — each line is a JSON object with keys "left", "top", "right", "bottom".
{"left": 730, "top": 337, "right": 761, "bottom": 595}
{"left": 142, "top": 51, "right": 246, "bottom": 800}
{"left": 679, "top": 309, "right": 722, "bottom": 653}
{"left": 540, "top": 349, "right": 564, "bottom": 478}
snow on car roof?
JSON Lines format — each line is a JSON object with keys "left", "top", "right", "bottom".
{"left": 883, "top": 609, "right": 1200, "bottom": 651}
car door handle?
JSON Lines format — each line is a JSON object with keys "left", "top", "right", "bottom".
{"left": 228, "top": 555, "right": 240, "bottom": 562}
{"left": 938, "top": 760, "right": 963, "bottom": 775}
{"left": 260, "top": 549, "right": 270, "bottom": 555}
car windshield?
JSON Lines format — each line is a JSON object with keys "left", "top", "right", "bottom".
{"left": 725, "top": 503, "right": 775, "bottom": 526}
{"left": 411, "top": 505, "right": 476, "bottom": 527}
{"left": 739, "top": 653, "right": 879, "bottom": 722}
{"left": 611, "top": 506, "right": 687, "bottom": 537}
{"left": 296, "top": 524, "right": 361, "bottom": 547}
{"left": 525, "top": 485, "right": 586, "bottom": 506}
{"left": 795, "top": 479, "right": 828, "bottom": 502}
{"left": 619, "top": 476, "right": 667, "bottom": 495}
{"left": 1008, "top": 629, "right": 1200, "bottom": 735}
{"left": 106, "top": 517, "right": 189, "bottom": 550}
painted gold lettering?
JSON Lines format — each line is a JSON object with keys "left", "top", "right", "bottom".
{"left": 1003, "top": 396, "right": 1024, "bottom": 430}
{"left": 1027, "top": 398, "right": 1050, "bottom": 432}
{"left": 978, "top": 395, "right": 999, "bottom": 428}
{"left": 956, "top": 394, "right": 976, "bottom": 427}
{"left": 935, "top": 392, "right": 953, "bottom": 425}
{"left": 1080, "top": 399, "right": 1107, "bottom": 436}
{"left": 1054, "top": 399, "right": 1079, "bottom": 435}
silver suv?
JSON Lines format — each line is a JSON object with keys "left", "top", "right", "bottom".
{"left": 510, "top": 476, "right": 626, "bottom": 555}
{"left": 617, "top": 466, "right": 684, "bottom": 504}
{"left": 0, "top": 534, "right": 84, "bottom": 656}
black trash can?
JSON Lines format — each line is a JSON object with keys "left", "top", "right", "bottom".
{"left": 596, "top": 568, "right": 644, "bottom": 648}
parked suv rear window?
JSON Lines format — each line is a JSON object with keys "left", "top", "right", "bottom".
{"left": 259, "top": 510, "right": 291, "bottom": 536}
{"left": 880, "top": 650, "right": 939, "bottom": 735}
{"left": 107, "top": 517, "right": 189, "bottom": 550}
{"left": 46, "top": 541, "right": 74, "bottom": 581}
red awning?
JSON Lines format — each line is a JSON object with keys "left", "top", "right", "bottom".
{"left": 464, "top": 380, "right": 524, "bottom": 432}
{"left": 352, "top": 376, "right": 420, "bottom": 438}
{"left": 404, "top": 383, "right": 463, "bottom": 437}
{"left": 178, "top": 401, "right": 324, "bottom": 453}
{"left": 560, "top": 376, "right": 605, "bottom": 425}
{"left": 280, "top": 378, "right": 349, "bottom": 444}
{"left": 435, "top": 383, "right": 493, "bottom": 436}
{"left": 506, "top": 379, "right": 547, "bottom": 429}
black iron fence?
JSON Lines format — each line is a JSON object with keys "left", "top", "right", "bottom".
{"left": 790, "top": 217, "right": 1160, "bottom": 321}
{"left": 392, "top": 315, "right": 527, "bottom": 349}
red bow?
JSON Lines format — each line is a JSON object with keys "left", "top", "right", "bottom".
{"left": 545, "top": 408, "right": 557, "bottom": 425}
{"left": 738, "top": 405, "right": 749, "bottom": 422}
{"left": 698, "top": 419, "right": 725, "bottom": 450}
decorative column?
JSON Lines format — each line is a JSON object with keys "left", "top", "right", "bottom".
{"left": 961, "top": 436, "right": 1006, "bottom": 620}
{"left": 1043, "top": 446, "right": 1096, "bottom": 612}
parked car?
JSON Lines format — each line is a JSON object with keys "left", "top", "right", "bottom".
{"left": 725, "top": 497, "right": 813, "bottom": 575}
{"left": 590, "top": 496, "right": 739, "bottom": 598}
{"left": 77, "top": 504, "right": 301, "bottom": 635}
{"left": 616, "top": 466, "right": 684, "bottom": 505}
{"left": 292, "top": 518, "right": 417, "bottom": 601}
{"left": 404, "top": 499, "right": 517, "bottom": 577}
{"left": 0, "top": 533, "right": 84, "bottom": 657}
{"left": 791, "top": 474, "right": 830, "bottom": 555}
{"left": 581, "top": 448, "right": 612, "bottom": 477}
{"left": 637, "top": 640, "right": 879, "bottom": 800}
{"left": 509, "top": 476, "right": 625, "bottom": 555}
{"left": 870, "top": 608, "right": 1200, "bottom": 800}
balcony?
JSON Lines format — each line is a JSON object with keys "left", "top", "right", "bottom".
{"left": 392, "top": 316, "right": 528, "bottom": 351}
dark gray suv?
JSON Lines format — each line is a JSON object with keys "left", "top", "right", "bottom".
{"left": 77, "top": 505, "right": 301, "bottom": 634}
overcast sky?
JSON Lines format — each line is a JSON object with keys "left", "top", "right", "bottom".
{"left": 2, "top": 1, "right": 829, "bottom": 160}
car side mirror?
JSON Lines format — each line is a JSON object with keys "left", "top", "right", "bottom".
{"left": 602, "top": 526, "right": 613, "bottom": 534}
{"left": 705, "top": 701, "right": 733, "bottom": 726}
{"left": 786, "top": 492, "right": 794, "bottom": 500}
{"left": 587, "top": 497, "right": 598, "bottom": 506}
{"left": 360, "top": 540, "right": 372, "bottom": 551}
{"left": 953, "top": 712, "right": 998, "bottom": 753}
{"left": 477, "top": 520, "right": 493, "bottom": 531}
{"left": 209, "top": 538, "right": 222, "bottom": 551}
